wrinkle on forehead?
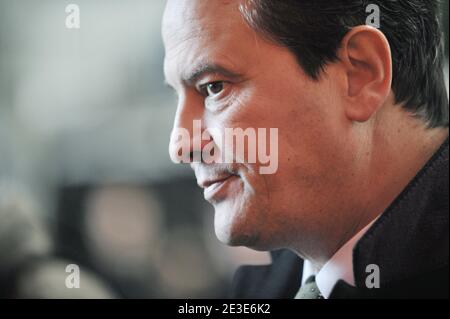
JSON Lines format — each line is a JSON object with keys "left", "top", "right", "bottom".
{"left": 162, "top": 0, "right": 251, "bottom": 87}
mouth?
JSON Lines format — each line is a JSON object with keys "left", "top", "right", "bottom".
{"left": 198, "top": 174, "right": 239, "bottom": 202}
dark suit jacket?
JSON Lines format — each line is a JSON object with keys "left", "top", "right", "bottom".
{"left": 231, "top": 138, "right": 449, "bottom": 299}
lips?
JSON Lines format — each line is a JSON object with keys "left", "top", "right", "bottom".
{"left": 205, "top": 176, "right": 238, "bottom": 202}
{"left": 192, "top": 163, "right": 240, "bottom": 202}
{"left": 196, "top": 173, "right": 239, "bottom": 202}
{"left": 197, "top": 175, "right": 233, "bottom": 189}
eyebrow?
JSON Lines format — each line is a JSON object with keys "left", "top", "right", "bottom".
{"left": 182, "top": 63, "right": 242, "bottom": 87}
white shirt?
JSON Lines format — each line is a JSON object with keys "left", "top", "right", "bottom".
{"left": 301, "top": 218, "right": 379, "bottom": 299}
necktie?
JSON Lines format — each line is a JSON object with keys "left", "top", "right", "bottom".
{"left": 295, "top": 276, "right": 324, "bottom": 299}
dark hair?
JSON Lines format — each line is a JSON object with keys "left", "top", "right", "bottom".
{"left": 240, "top": 0, "right": 449, "bottom": 128}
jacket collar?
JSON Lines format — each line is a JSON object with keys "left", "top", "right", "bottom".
{"left": 352, "top": 137, "right": 449, "bottom": 289}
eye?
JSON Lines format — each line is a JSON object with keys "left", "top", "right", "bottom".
{"left": 200, "top": 81, "right": 224, "bottom": 97}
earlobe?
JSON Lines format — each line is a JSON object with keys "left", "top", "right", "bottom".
{"left": 338, "top": 26, "right": 393, "bottom": 123}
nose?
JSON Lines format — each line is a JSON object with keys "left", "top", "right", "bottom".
{"left": 168, "top": 93, "right": 211, "bottom": 163}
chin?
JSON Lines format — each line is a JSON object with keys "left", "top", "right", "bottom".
{"left": 212, "top": 201, "right": 267, "bottom": 250}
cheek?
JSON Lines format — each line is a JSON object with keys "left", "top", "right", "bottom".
{"left": 206, "top": 93, "right": 274, "bottom": 167}
{"left": 234, "top": 173, "right": 273, "bottom": 237}
{"left": 266, "top": 83, "right": 347, "bottom": 190}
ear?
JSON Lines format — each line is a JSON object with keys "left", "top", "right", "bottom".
{"left": 337, "top": 26, "right": 392, "bottom": 123}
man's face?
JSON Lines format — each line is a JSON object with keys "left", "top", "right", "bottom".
{"left": 163, "top": 0, "right": 359, "bottom": 253}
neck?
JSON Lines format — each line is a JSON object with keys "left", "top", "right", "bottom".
{"left": 345, "top": 107, "right": 448, "bottom": 260}
{"left": 302, "top": 105, "right": 448, "bottom": 270}
{"left": 364, "top": 106, "right": 448, "bottom": 230}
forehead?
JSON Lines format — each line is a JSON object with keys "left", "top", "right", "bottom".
{"left": 162, "top": 0, "right": 259, "bottom": 85}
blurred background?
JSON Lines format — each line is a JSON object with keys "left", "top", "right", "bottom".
{"left": 0, "top": 0, "right": 273, "bottom": 299}
{"left": 0, "top": 0, "right": 448, "bottom": 298}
